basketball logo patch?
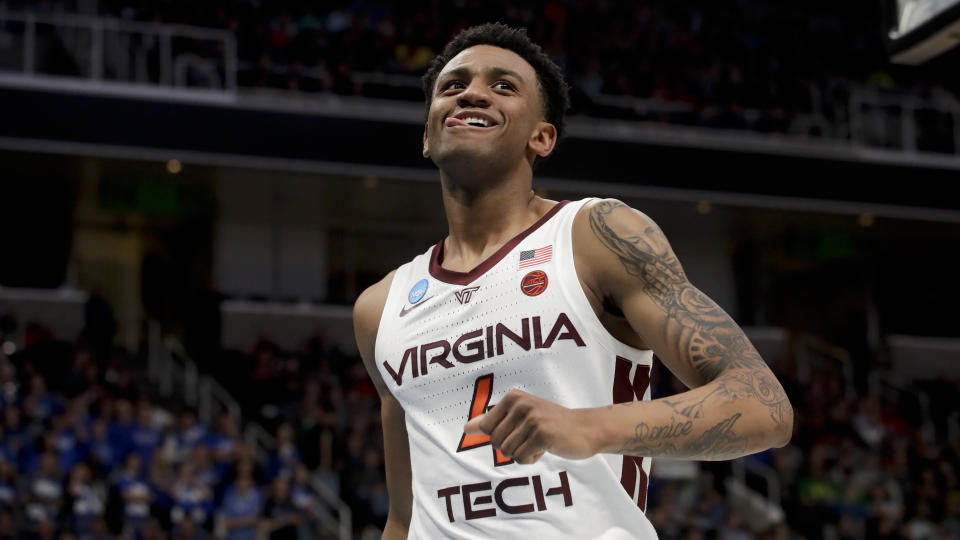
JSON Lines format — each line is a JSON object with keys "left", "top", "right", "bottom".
{"left": 521, "top": 270, "right": 548, "bottom": 297}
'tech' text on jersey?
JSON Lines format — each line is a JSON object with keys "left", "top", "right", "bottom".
{"left": 374, "top": 199, "right": 659, "bottom": 539}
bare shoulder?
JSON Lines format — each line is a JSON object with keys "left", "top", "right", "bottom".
{"left": 573, "top": 198, "right": 665, "bottom": 248}
{"left": 353, "top": 269, "right": 398, "bottom": 379}
{"left": 573, "top": 198, "right": 683, "bottom": 297}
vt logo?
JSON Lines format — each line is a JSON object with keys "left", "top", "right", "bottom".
{"left": 455, "top": 286, "right": 480, "bottom": 305}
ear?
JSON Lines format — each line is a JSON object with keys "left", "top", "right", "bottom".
{"left": 422, "top": 123, "right": 430, "bottom": 158}
{"left": 528, "top": 121, "right": 558, "bottom": 159}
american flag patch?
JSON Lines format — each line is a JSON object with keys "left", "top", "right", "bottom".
{"left": 518, "top": 245, "right": 552, "bottom": 268}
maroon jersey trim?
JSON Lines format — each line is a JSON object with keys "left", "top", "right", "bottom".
{"left": 429, "top": 200, "right": 570, "bottom": 286}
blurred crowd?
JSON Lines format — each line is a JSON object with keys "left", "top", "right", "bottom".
{"left": 0, "top": 295, "right": 960, "bottom": 540}
{"left": 0, "top": 316, "right": 337, "bottom": 540}
{"left": 3, "top": 302, "right": 960, "bottom": 538}
{"left": 11, "top": 0, "right": 954, "bottom": 142}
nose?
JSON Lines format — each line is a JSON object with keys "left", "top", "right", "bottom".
{"left": 457, "top": 80, "right": 492, "bottom": 108}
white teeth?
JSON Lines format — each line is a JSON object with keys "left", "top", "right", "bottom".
{"left": 460, "top": 116, "right": 490, "bottom": 127}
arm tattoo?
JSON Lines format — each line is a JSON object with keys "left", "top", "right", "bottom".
{"left": 589, "top": 201, "right": 790, "bottom": 429}
{"left": 619, "top": 413, "right": 748, "bottom": 460}
{"left": 662, "top": 370, "right": 790, "bottom": 427}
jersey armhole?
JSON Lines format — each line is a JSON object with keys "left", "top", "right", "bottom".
{"left": 560, "top": 198, "right": 652, "bottom": 359}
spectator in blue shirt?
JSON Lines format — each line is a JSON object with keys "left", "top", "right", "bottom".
{"left": 21, "top": 374, "right": 60, "bottom": 422}
{"left": 65, "top": 463, "right": 104, "bottom": 535}
{"left": 1, "top": 407, "right": 27, "bottom": 465}
{"left": 51, "top": 412, "right": 84, "bottom": 472}
{"left": 87, "top": 419, "right": 119, "bottom": 476}
{"left": 290, "top": 464, "right": 322, "bottom": 524}
{"left": 24, "top": 450, "right": 63, "bottom": 530}
{"left": 170, "top": 463, "right": 214, "bottom": 527}
{"left": 262, "top": 475, "right": 305, "bottom": 540}
{"left": 219, "top": 469, "right": 263, "bottom": 540}
{"left": 170, "top": 408, "right": 208, "bottom": 465}
{"left": 209, "top": 411, "right": 240, "bottom": 478}
{"left": 130, "top": 401, "right": 163, "bottom": 465}
{"left": 108, "top": 399, "right": 135, "bottom": 458}
{"left": 266, "top": 422, "right": 301, "bottom": 481}
{"left": 188, "top": 445, "right": 221, "bottom": 493}
{"left": 111, "top": 452, "right": 152, "bottom": 536}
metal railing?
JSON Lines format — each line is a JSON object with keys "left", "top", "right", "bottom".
{"left": 792, "top": 335, "right": 857, "bottom": 401}
{"left": 2, "top": 10, "right": 959, "bottom": 158}
{"left": 312, "top": 474, "right": 353, "bottom": 540}
{"left": 727, "top": 458, "right": 785, "bottom": 530}
{"left": 0, "top": 9, "right": 236, "bottom": 91}
{"left": 147, "top": 322, "right": 351, "bottom": 540}
{"left": 243, "top": 424, "right": 352, "bottom": 540}
{"left": 851, "top": 86, "right": 960, "bottom": 155}
{"left": 731, "top": 458, "right": 782, "bottom": 508}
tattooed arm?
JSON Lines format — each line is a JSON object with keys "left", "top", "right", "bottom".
{"left": 572, "top": 199, "right": 793, "bottom": 460}
{"left": 464, "top": 198, "right": 792, "bottom": 464}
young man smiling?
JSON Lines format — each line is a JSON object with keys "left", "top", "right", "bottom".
{"left": 353, "top": 23, "right": 793, "bottom": 539}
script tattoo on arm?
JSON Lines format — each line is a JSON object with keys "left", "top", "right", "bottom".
{"left": 589, "top": 200, "right": 791, "bottom": 456}
{"left": 618, "top": 413, "right": 748, "bottom": 460}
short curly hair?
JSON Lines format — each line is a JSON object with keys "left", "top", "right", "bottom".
{"left": 421, "top": 22, "right": 570, "bottom": 140}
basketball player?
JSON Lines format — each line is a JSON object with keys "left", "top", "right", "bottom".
{"left": 353, "top": 23, "right": 793, "bottom": 539}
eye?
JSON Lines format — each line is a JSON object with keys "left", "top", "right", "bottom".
{"left": 443, "top": 81, "right": 465, "bottom": 92}
{"left": 494, "top": 81, "right": 516, "bottom": 91}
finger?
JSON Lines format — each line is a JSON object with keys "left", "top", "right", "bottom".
{"left": 473, "top": 395, "right": 518, "bottom": 435}
{"left": 464, "top": 389, "right": 523, "bottom": 435}
{"left": 490, "top": 407, "right": 524, "bottom": 448}
{"left": 464, "top": 414, "right": 487, "bottom": 434}
{"left": 512, "top": 438, "right": 546, "bottom": 465}
{"left": 497, "top": 419, "right": 535, "bottom": 458}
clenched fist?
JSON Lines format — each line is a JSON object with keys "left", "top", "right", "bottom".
{"left": 463, "top": 389, "right": 601, "bottom": 464}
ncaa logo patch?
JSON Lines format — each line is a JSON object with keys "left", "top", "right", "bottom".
{"left": 521, "top": 270, "right": 548, "bottom": 297}
{"left": 408, "top": 279, "right": 429, "bottom": 304}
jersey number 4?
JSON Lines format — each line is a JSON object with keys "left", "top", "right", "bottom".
{"left": 456, "top": 374, "right": 514, "bottom": 466}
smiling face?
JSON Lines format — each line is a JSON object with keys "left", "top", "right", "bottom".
{"left": 423, "top": 45, "right": 557, "bottom": 179}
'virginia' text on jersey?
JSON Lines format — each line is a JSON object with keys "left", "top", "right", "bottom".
{"left": 383, "top": 313, "right": 585, "bottom": 386}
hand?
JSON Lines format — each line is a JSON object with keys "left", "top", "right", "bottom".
{"left": 463, "top": 389, "right": 599, "bottom": 464}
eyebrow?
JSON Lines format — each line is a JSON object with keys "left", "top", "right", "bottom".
{"left": 438, "top": 66, "right": 526, "bottom": 86}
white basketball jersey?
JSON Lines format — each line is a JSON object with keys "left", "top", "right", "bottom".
{"left": 375, "top": 198, "right": 658, "bottom": 539}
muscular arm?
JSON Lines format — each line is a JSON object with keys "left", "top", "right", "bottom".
{"left": 353, "top": 271, "right": 413, "bottom": 538}
{"left": 466, "top": 199, "right": 792, "bottom": 462}
{"left": 580, "top": 199, "right": 792, "bottom": 459}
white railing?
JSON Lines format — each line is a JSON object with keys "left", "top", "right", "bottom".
{"left": 731, "top": 458, "right": 782, "bottom": 507}
{"left": 198, "top": 375, "right": 241, "bottom": 427}
{"left": 147, "top": 322, "right": 352, "bottom": 540}
{"left": 851, "top": 86, "right": 960, "bottom": 155}
{"left": 584, "top": 85, "right": 960, "bottom": 156}
{"left": 793, "top": 335, "right": 857, "bottom": 401}
{"left": 311, "top": 474, "right": 353, "bottom": 540}
{"left": 243, "top": 425, "right": 351, "bottom": 540}
{"left": 0, "top": 286, "right": 87, "bottom": 346}
{"left": 727, "top": 457, "right": 785, "bottom": 530}
{"left": 2, "top": 10, "right": 958, "bottom": 159}
{"left": 0, "top": 9, "right": 236, "bottom": 91}
{"left": 243, "top": 422, "right": 274, "bottom": 465}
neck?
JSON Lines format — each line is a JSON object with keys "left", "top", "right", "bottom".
{"left": 439, "top": 163, "right": 550, "bottom": 272}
